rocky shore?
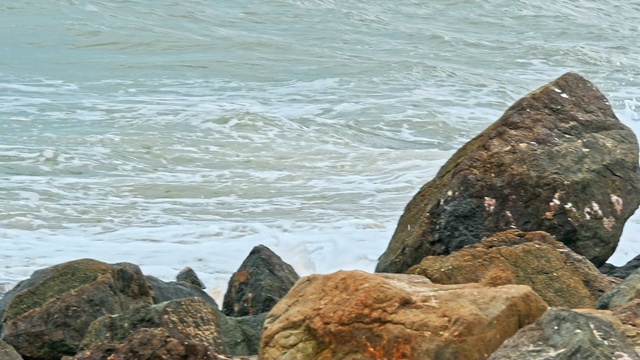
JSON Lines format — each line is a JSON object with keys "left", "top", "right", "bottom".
{"left": 2, "top": 73, "right": 640, "bottom": 359}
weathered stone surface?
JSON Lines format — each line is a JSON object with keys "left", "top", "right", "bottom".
{"left": 376, "top": 73, "right": 640, "bottom": 274}
{"left": 0, "top": 339, "right": 22, "bottom": 360}
{"left": 601, "top": 254, "right": 640, "bottom": 279}
{"left": 146, "top": 275, "right": 218, "bottom": 308}
{"left": 488, "top": 308, "right": 640, "bottom": 359}
{"left": 74, "top": 328, "right": 216, "bottom": 360}
{"left": 222, "top": 245, "right": 299, "bottom": 317}
{"left": 177, "top": 266, "right": 206, "bottom": 289}
{"left": 576, "top": 308, "right": 640, "bottom": 355}
{"left": 598, "top": 267, "right": 640, "bottom": 309}
{"left": 0, "top": 259, "right": 153, "bottom": 360}
{"left": 80, "top": 297, "right": 228, "bottom": 355}
{"left": 259, "top": 270, "right": 547, "bottom": 360}
{"left": 407, "top": 230, "right": 619, "bottom": 308}
{"left": 217, "top": 313, "right": 267, "bottom": 356}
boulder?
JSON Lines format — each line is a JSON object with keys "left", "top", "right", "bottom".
{"left": 177, "top": 266, "right": 206, "bottom": 289}
{"left": 222, "top": 245, "right": 299, "bottom": 317}
{"left": 0, "top": 339, "right": 22, "bottom": 360}
{"left": 407, "top": 230, "right": 619, "bottom": 308}
{"left": 597, "top": 267, "right": 640, "bottom": 309}
{"left": 259, "top": 270, "right": 547, "bottom": 360}
{"left": 0, "top": 259, "right": 153, "bottom": 360}
{"left": 487, "top": 308, "right": 640, "bottom": 359}
{"left": 73, "top": 328, "right": 216, "bottom": 360}
{"left": 601, "top": 254, "right": 640, "bottom": 279}
{"left": 376, "top": 72, "right": 640, "bottom": 273}
{"left": 575, "top": 308, "right": 640, "bottom": 355}
{"left": 80, "top": 297, "right": 228, "bottom": 355}
{"left": 217, "top": 313, "right": 267, "bottom": 356}
{"left": 146, "top": 275, "right": 218, "bottom": 308}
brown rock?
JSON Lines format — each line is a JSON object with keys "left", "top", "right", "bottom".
{"left": 259, "top": 270, "right": 547, "bottom": 360}
{"left": 222, "top": 245, "right": 299, "bottom": 317}
{"left": 376, "top": 72, "right": 640, "bottom": 273}
{"left": 0, "top": 339, "right": 22, "bottom": 360}
{"left": 0, "top": 259, "right": 153, "bottom": 360}
{"left": 407, "top": 230, "right": 619, "bottom": 308}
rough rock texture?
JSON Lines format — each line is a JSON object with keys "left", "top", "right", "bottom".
{"left": 487, "top": 308, "right": 640, "bottom": 359}
{"left": 177, "top": 267, "right": 206, "bottom": 289}
{"left": 146, "top": 275, "right": 218, "bottom": 308}
{"left": 597, "top": 267, "right": 640, "bottom": 309}
{"left": 222, "top": 245, "right": 299, "bottom": 317}
{"left": 407, "top": 230, "right": 619, "bottom": 308}
{"left": 218, "top": 313, "right": 267, "bottom": 356}
{"left": 576, "top": 308, "right": 640, "bottom": 355}
{"left": 80, "top": 297, "right": 228, "bottom": 355}
{"left": 259, "top": 270, "right": 547, "bottom": 360}
{"left": 376, "top": 73, "right": 640, "bottom": 274}
{"left": 0, "top": 339, "right": 22, "bottom": 360}
{"left": 601, "top": 254, "right": 640, "bottom": 279}
{"left": 72, "top": 328, "right": 216, "bottom": 360}
{"left": 0, "top": 259, "right": 153, "bottom": 360}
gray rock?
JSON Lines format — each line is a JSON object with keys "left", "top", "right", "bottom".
{"left": 146, "top": 275, "right": 218, "bottom": 309}
{"left": 600, "top": 254, "right": 640, "bottom": 279}
{"left": 597, "top": 267, "right": 640, "bottom": 310}
{"left": 177, "top": 266, "right": 206, "bottom": 289}
{"left": 0, "top": 339, "right": 22, "bottom": 360}
{"left": 222, "top": 245, "right": 299, "bottom": 317}
{"left": 377, "top": 73, "right": 640, "bottom": 274}
{"left": 488, "top": 308, "right": 640, "bottom": 360}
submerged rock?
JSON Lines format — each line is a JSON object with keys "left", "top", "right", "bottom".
{"left": 407, "top": 230, "right": 619, "bottom": 308}
{"left": 377, "top": 73, "right": 640, "bottom": 273}
{"left": 488, "top": 308, "right": 640, "bottom": 360}
{"left": 0, "top": 259, "right": 153, "bottom": 360}
{"left": 222, "top": 245, "right": 299, "bottom": 317}
{"left": 259, "top": 270, "right": 546, "bottom": 360}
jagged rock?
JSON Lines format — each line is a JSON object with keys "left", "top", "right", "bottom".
{"left": 222, "top": 245, "right": 299, "bottom": 317}
{"left": 259, "top": 270, "right": 547, "bottom": 360}
{"left": 73, "top": 328, "right": 216, "bottom": 360}
{"left": 0, "top": 259, "right": 153, "bottom": 360}
{"left": 488, "top": 308, "right": 640, "bottom": 359}
{"left": 80, "top": 297, "right": 228, "bottom": 355}
{"left": 597, "top": 267, "right": 640, "bottom": 309}
{"left": 177, "top": 267, "right": 206, "bottom": 289}
{"left": 575, "top": 308, "right": 640, "bottom": 355}
{"left": 601, "top": 254, "right": 640, "bottom": 279}
{"left": 146, "top": 275, "right": 218, "bottom": 308}
{"left": 0, "top": 339, "right": 22, "bottom": 360}
{"left": 80, "top": 296, "right": 264, "bottom": 357}
{"left": 376, "top": 73, "right": 640, "bottom": 273}
{"left": 407, "top": 230, "right": 619, "bottom": 308}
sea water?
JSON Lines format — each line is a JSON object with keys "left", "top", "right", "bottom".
{"left": 2, "top": 0, "right": 640, "bottom": 302}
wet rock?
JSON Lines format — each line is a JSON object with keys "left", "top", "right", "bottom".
{"left": 259, "top": 270, "right": 547, "bottom": 360}
{"left": 376, "top": 73, "right": 640, "bottom": 273}
{"left": 0, "top": 259, "right": 153, "bottom": 360}
{"left": 597, "top": 267, "right": 640, "bottom": 309}
{"left": 177, "top": 266, "right": 206, "bottom": 289}
{"left": 0, "top": 339, "right": 22, "bottom": 360}
{"left": 487, "top": 308, "right": 640, "bottom": 359}
{"left": 146, "top": 275, "right": 218, "bottom": 308}
{"left": 407, "top": 230, "right": 619, "bottom": 308}
{"left": 600, "top": 254, "right": 640, "bottom": 279}
{"left": 80, "top": 297, "right": 228, "bottom": 356}
{"left": 222, "top": 245, "right": 299, "bottom": 317}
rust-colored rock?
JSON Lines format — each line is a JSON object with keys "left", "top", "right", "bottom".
{"left": 407, "top": 230, "right": 619, "bottom": 308}
{"left": 376, "top": 72, "right": 640, "bottom": 273}
{"left": 259, "top": 270, "right": 547, "bottom": 360}
{"left": 0, "top": 259, "right": 153, "bottom": 360}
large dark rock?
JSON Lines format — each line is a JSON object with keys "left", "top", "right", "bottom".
{"left": 376, "top": 73, "right": 640, "bottom": 273}
{"left": 217, "top": 313, "right": 267, "bottom": 356}
{"left": 0, "top": 259, "right": 153, "bottom": 360}
{"left": 487, "top": 308, "right": 640, "bottom": 359}
{"left": 407, "top": 230, "right": 619, "bottom": 308}
{"left": 600, "top": 254, "right": 640, "bottom": 279}
{"left": 222, "top": 245, "right": 299, "bottom": 317}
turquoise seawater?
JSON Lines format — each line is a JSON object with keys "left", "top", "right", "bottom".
{"left": 2, "top": 0, "right": 640, "bottom": 298}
